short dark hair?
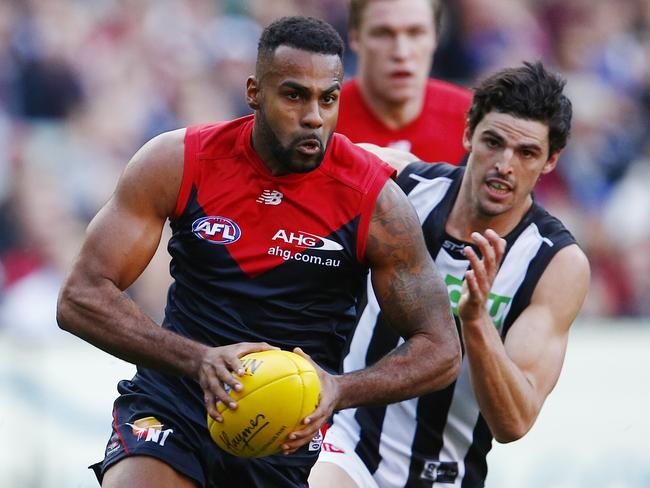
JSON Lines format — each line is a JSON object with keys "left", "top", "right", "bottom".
{"left": 466, "top": 61, "right": 573, "bottom": 156}
{"left": 256, "top": 16, "right": 344, "bottom": 75}
{"left": 349, "top": 0, "right": 442, "bottom": 36}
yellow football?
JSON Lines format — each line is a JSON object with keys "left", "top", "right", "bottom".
{"left": 207, "top": 350, "right": 321, "bottom": 458}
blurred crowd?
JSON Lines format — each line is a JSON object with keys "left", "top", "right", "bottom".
{"left": 1, "top": 0, "right": 649, "bottom": 342}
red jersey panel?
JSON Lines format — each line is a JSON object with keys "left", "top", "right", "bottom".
{"left": 336, "top": 78, "right": 472, "bottom": 165}
{"left": 165, "top": 115, "right": 394, "bottom": 373}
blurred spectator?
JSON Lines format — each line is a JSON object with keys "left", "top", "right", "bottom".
{"left": 603, "top": 152, "right": 650, "bottom": 315}
{"left": 456, "top": 0, "right": 550, "bottom": 78}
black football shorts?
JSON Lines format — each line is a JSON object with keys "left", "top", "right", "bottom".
{"left": 90, "top": 379, "right": 316, "bottom": 488}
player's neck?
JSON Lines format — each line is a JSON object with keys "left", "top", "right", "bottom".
{"left": 250, "top": 121, "right": 287, "bottom": 176}
{"left": 446, "top": 186, "right": 533, "bottom": 242}
{"left": 358, "top": 81, "right": 424, "bottom": 130}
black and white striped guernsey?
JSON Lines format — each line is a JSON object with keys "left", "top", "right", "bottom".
{"left": 328, "top": 162, "right": 577, "bottom": 487}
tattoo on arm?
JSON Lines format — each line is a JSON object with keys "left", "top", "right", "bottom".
{"left": 337, "top": 182, "right": 459, "bottom": 407}
{"left": 367, "top": 182, "right": 450, "bottom": 340}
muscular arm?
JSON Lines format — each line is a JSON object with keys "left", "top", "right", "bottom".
{"left": 56, "top": 129, "right": 208, "bottom": 376}
{"left": 56, "top": 130, "right": 274, "bottom": 412}
{"left": 334, "top": 179, "right": 461, "bottom": 409}
{"left": 461, "top": 243, "right": 590, "bottom": 443}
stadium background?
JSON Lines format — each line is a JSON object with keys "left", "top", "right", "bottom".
{"left": 0, "top": 0, "right": 648, "bottom": 486}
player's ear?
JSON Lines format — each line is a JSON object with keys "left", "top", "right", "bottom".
{"left": 462, "top": 127, "right": 472, "bottom": 153}
{"left": 246, "top": 76, "right": 261, "bottom": 111}
{"left": 541, "top": 150, "right": 560, "bottom": 174}
{"left": 349, "top": 29, "right": 360, "bottom": 54}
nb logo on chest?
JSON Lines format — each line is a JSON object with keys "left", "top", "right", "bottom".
{"left": 256, "top": 190, "right": 284, "bottom": 205}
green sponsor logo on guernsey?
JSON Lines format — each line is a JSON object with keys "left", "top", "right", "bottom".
{"left": 445, "top": 274, "right": 512, "bottom": 330}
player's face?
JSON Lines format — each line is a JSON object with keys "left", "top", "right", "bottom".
{"left": 463, "top": 112, "right": 559, "bottom": 217}
{"left": 248, "top": 46, "right": 342, "bottom": 175}
{"left": 351, "top": 0, "right": 436, "bottom": 105}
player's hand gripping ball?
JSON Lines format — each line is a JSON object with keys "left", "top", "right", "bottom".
{"left": 207, "top": 350, "right": 321, "bottom": 458}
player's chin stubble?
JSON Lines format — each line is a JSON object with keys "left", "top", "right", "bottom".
{"left": 257, "top": 111, "right": 328, "bottom": 173}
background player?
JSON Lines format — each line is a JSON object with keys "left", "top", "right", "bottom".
{"left": 56, "top": 16, "right": 461, "bottom": 488}
{"left": 336, "top": 0, "right": 472, "bottom": 164}
{"left": 311, "top": 61, "right": 590, "bottom": 487}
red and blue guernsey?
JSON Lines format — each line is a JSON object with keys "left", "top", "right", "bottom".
{"left": 132, "top": 115, "right": 394, "bottom": 431}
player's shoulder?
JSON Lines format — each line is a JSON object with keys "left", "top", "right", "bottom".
{"left": 425, "top": 78, "right": 473, "bottom": 112}
{"left": 114, "top": 128, "right": 187, "bottom": 218}
{"left": 398, "top": 160, "right": 463, "bottom": 183}
{"left": 534, "top": 239, "right": 590, "bottom": 313}
{"left": 132, "top": 128, "right": 186, "bottom": 172}
{"left": 187, "top": 114, "right": 254, "bottom": 159}
{"left": 426, "top": 78, "right": 472, "bottom": 99}
{"left": 326, "top": 133, "right": 395, "bottom": 189}
{"left": 330, "top": 132, "right": 388, "bottom": 168}
{"left": 526, "top": 201, "right": 578, "bottom": 249}
{"left": 395, "top": 161, "right": 463, "bottom": 197}
{"left": 550, "top": 242, "right": 589, "bottom": 272}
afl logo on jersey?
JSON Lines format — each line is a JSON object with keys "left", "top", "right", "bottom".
{"left": 192, "top": 216, "right": 241, "bottom": 244}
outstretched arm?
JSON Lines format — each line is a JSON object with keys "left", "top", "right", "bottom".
{"left": 459, "top": 232, "right": 590, "bottom": 443}
{"left": 56, "top": 129, "right": 275, "bottom": 421}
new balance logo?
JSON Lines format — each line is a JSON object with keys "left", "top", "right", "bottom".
{"left": 257, "top": 190, "right": 283, "bottom": 205}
